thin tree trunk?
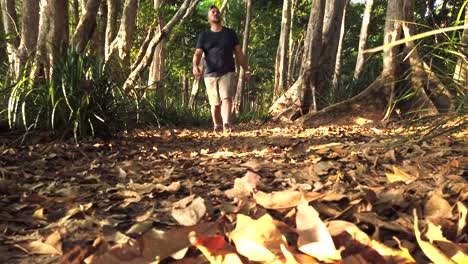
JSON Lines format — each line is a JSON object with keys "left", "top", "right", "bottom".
{"left": 73, "top": 0, "right": 80, "bottom": 29}
{"left": 123, "top": 0, "right": 199, "bottom": 91}
{"left": 331, "top": 0, "right": 350, "bottom": 94}
{"left": 233, "top": 0, "right": 252, "bottom": 114}
{"left": 269, "top": 0, "right": 325, "bottom": 119}
{"left": 353, "top": 0, "right": 374, "bottom": 81}
{"left": 17, "top": 0, "right": 40, "bottom": 76}
{"left": 287, "top": 0, "right": 297, "bottom": 83}
{"left": 72, "top": 0, "right": 101, "bottom": 52}
{"left": 0, "top": 14, "right": 6, "bottom": 66}
{"left": 50, "top": 0, "right": 69, "bottom": 65}
{"left": 106, "top": 0, "right": 138, "bottom": 66}
{"left": 1, "top": 0, "right": 19, "bottom": 75}
{"left": 273, "top": 0, "right": 291, "bottom": 100}
{"left": 148, "top": 0, "right": 165, "bottom": 89}
{"left": 91, "top": 1, "right": 107, "bottom": 61}
{"left": 316, "top": 0, "right": 347, "bottom": 101}
{"left": 453, "top": 4, "right": 467, "bottom": 88}
{"left": 32, "top": 0, "right": 53, "bottom": 83}
{"left": 105, "top": 0, "right": 120, "bottom": 59}
{"left": 189, "top": 57, "right": 203, "bottom": 110}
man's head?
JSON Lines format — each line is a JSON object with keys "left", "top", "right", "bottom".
{"left": 208, "top": 5, "right": 221, "bottom": 24}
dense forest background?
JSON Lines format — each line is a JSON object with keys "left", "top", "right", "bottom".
{"left": 0, "top": 0, "right": 466, "bottom": 139}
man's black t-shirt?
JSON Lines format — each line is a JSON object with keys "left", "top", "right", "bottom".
{"left": 195, "top": 27, "right": 239, "bottom": 77}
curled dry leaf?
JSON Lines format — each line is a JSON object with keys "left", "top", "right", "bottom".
{"left": 254, "top": 190, "right": 324, "bottom": 209}
{"left": 424, "top": 220, "right": 468, "bottom": 263}
{"left": 457, "top": 201, "right": 467, "bottom": 239}
{"left": 59, "top": 202, "right": 93, "bottom": 224}
{"left": 87, "top": 223, "right": 217, "bottom": 264}
{"left": 172, "top": 196, "right": 207, "bottom": 226}
{"left": 412, "top": 209, "right": 456, "bottom": 264}
{"left": 225, "top": 171, "right": 261, "bottom": 200}
{"left": 424, "top": 193, "right": 453, "bottom": 219}
{"left": 295, "top": 199, "right": 341, "bottom": 261}
{"left": 16, "top": 230, "right": 62, "bottom": 255}
{"left": 230, "top": 214, "right": 286, "bottom": 262}
{"left": 385, "top": 166, "right": 416, "bottom": 184}
{"left": 188, "top": 232, "right": 245, "bottom": 264}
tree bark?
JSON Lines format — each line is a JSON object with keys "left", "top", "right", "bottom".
{"left": 72, "top": 0, "right": 101, "bottom": 52}
{"left": 297, "top": 0, "right": 447, "bottom": 127}
{"left": 91, "top": 1, "right": 107, "bottom": 61}
{"left": 106, "top": 0, "right": 138, "bottom": 66}
{"left": 273, "top": 0, "right": 291, "bottom": 100}
{"left": 148, "top": 0, "right": 165, "bottom": 89}
{"left": 73, "top": 0, "right": 80, "bottom": 29}
{"left": 353, "top": 0, "right": 374, "bottom": 81}
{"left": 316, "top": 0, "right": 347, "bottom": 100}
{"left": 287, "top": 0, "right": 296, "bottom": 83}
{"left": 123, "top": 0, "right": 199, "bottom": 92}
{"left": 453, "top": 4, "right": 467, "bottom": 88}
{"left": 0, "top": 13, "right": 6, "bottom": 66}
{"left": 233, "top": 0, "right": 253, "bottom": 114}
{"left": 50, "top": 0, "right": 69, "bottom": 65}
{"left": 269, "top": 0, "right": 326, "bottom": 120}
{"left": 105, "top": 0, "right": 120, "bottom": 59}
{"left": 1, "top": 0, "right": 19, "bottom": 75}
{"left": 32, "top": 0, "right": 53, "bottom": 83}
{"left": 331, "top": 0, "right": 350, "bottom": 94}
{"left": 17, "top": 0, "right": 40, "bottom": 75}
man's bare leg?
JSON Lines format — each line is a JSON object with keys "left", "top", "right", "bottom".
{"left": 221, "top": 98, "right": 232, "bottom": 133}
{"left": 211, "top": 104, "right": 222, "bottom": 132}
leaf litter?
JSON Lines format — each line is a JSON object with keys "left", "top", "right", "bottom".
{"left": 0, "top": 123, "right": 466, "bottom": 263}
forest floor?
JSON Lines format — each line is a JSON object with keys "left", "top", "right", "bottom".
{"left": 0, "top": 120, "right": 467, "bottom": 264}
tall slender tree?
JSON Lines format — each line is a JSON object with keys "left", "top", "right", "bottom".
{"left": 72, "top": 0, "right": 101, "bottom": 52}
{"left": 17, "top": 1, "right": 39, "bottom": 75}
{"left": 233, "top": 0, "right": 252, "bottom": 113}
{"left": 353, "top": 0, "right": 374, "bottom": 81}
{"left": 331, "top": 0, "right": 350, "bottom": 94}
{"left": 148, "top": 0, "right": 166, "bottom": 90}
{"left": 1, "top": 0, "right": 19, "bottom": 75}
{"left": 273, "top": 0, "right": 291, "bottom": 100}
{"left": 453, "top": 4, "right": 467, "bottom": 87}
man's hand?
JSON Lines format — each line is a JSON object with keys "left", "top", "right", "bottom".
{"left": 193, "top": 66, "right": 201, "bottom": 78}
{"left": 244, "top": 71, "right": 251, "bottom": 83}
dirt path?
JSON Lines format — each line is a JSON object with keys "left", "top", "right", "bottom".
{"left": 0, "top": 123, "right": 466, "bottom": 263}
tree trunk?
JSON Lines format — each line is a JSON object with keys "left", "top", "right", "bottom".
{"left": 106, "top": 0, "right": 138, "bottom": 66}
{"left": 0, "top": 13, "right": 6, "bottom": 66}
{"left": 17, "top": 1, "right": 40, "bottom": 76}
{"left": 316, "top": 0, "right": 347, "bottom": 101}
{"left": 287, "top": 0, "right": 296, "bottom": 83}
{"left": 297, "top": 0, "right": 446, "bottom": 127}
{"left": 148, "top": 0, "right": 165, "bottom": 90}
{"left": 233, "top": 0, "right": 252, "bottom": 114}
{"left": 1, "top": 0, "right": 19, "bottom": 75}
{"left": 73, "top": 0, "right": 80, "bottom": 29}
{"left": 90, "top": 1, "right": 107, "bottom": 61}
{"left": 453, "top": 4, "right": 467, "bottom": 88}
{"left": 32, "top": 0, "right": 53, "bottom": 83}
{"left": 269, "top": 0, "right": 326, "bottom": 120}
{"left": 189, "top": 58, "right": 204, "bottom": 110}
{"left": 123, "top": 0, "right": 199, "bottom": 92}
{"left": 50, "top": 0, "right": 69, "bottom": 65}
{"left": 72, "top": 0, "right": 101, "bottom": 52}
{"left": 331, "top": 0, "right": 350, "bottom": 95}
{"left": 105, "top": 0, "right": 120, "bottom": 59}
{"left": 273, "top": 0, "right": 291, "bottom": 100}
{"left": 353, "top": 0, "right": 374, "bottom": 81}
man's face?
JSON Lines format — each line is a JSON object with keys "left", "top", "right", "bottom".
{"left": 208, "top": 8, "right": 221, "bottom": 24}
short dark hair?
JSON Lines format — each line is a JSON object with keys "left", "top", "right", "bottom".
{"left": 209, "top": 5, "right": 219, "bottom": 11}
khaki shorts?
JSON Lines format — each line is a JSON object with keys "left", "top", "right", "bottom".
{"left": 204, "top": 72, "right": 236, "bottom": 106}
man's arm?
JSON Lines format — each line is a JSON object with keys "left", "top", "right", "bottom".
{"left": 193, "top": 48, "right": 203, "bottom": 77}
{"left": 234, "top": 45, "right": 251, "bottom": 82}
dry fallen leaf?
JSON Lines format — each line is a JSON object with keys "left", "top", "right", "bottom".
{"left": 230, "top": 214, "right": 286, "bottom": 262}
{"left": 189, "top": 231, "right": 245, "bottom": 264}
{"left": 225, "top": 171, "right": 261, "bottom": 200}
{"left": 296, "top": 199, "right": 341, "bottom": 261}
{"left": 16, "top": 231, "right": 62, "bottom": 255}
{"left": 385, "top": 166, "right": 416, "bottom": 184}
{"left": 172, "top": 196, "right": 207, "bottom": 226}
{"left": 425, "top": 193, "right": 453, "bottom": 219}
{"left": 254, "top": 190, "right": 324, "bottom": 209}
{"left": 457, "top": 201, "right": 467, "bottom": 239}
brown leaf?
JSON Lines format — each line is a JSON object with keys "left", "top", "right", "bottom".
{"left": 296, "top": 199, "right": 341, "bottom": 261}
{"left": 254, "top": 190, "right": 324, "bottom": 209}
{"left": 413, "top": 210, "right": 456, "bottom": 264}
{"left": 225, "top": 171, "right": 261, "bottom": 200}
{"left": 16, "top": 231, "right": 62, "bottom": 255}
{"left": 87, "top": 223, "right": 217, "bottom": 264}
{"left": 385, "top": 166, "right": 416, "bottom": 184}
{"left": 457, "top": 201, "right": 467, "bottom": 239}
{"left": 189, "top": 232, "right": 245, "bottom": 264}
{"left": 425, "top": 193, "right": 453, "bottom": 219}
{"left": 231, "top": 214, "right": 286, "bottom": 262}
{"left": 172, "top": 196, "right": 206, "bottom": 226}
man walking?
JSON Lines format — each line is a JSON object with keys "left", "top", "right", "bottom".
{"left": 193, "top": 5, "right": 251, "bottom": 135}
